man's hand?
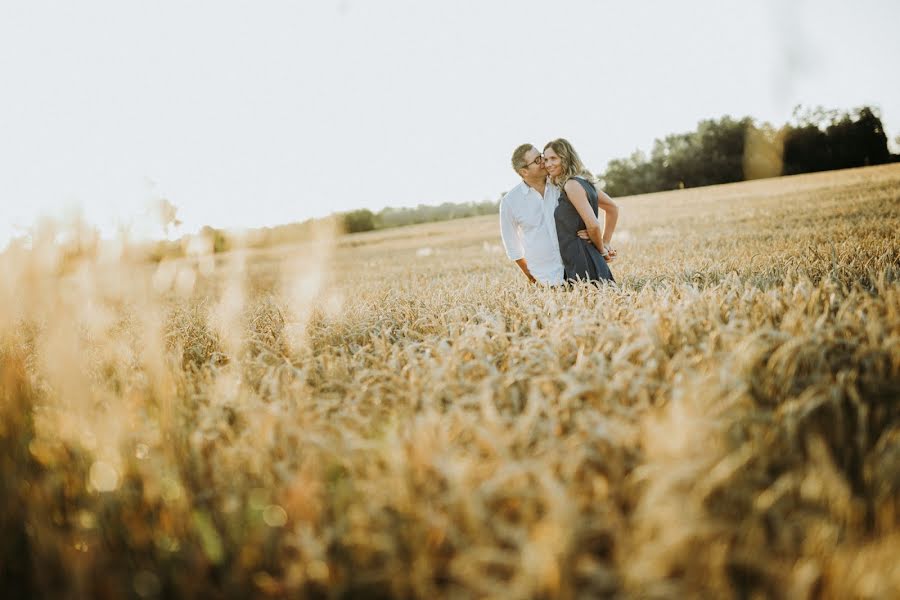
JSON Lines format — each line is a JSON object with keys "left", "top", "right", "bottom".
{"left": 577, "top": 229, "right": 590, "bottom": 241}
{"left": 514, "top": 257, "right": 538, "bottom": 284}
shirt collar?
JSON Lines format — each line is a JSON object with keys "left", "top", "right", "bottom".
{"left": 518, "top": 178, "right": 552, "bottom": 197}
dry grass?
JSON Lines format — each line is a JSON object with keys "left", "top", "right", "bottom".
{"left": 1, "top": 164, "right": 899, "bottom": 599}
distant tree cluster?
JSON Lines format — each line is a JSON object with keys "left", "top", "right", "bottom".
{"left": 600, "top": 106, "right": 898, "bottom": 197}
{"left": 782, "top": 106, "right": 895, "bottom": 175}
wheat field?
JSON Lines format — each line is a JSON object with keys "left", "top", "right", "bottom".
{"left": 1, "top": 164, "right": 899, "bottom": 599}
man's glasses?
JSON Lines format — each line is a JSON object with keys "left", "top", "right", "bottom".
{"left": 523, "top": 155, "right": 544, "bottom": 168}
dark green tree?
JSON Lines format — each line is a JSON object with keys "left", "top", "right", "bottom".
{"left": 782, "top": 106, "right": 892, "bottom": 174}
{"left": 342, "top": 209, "right": 376, "bottom": 233}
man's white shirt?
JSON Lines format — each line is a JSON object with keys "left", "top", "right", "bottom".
{"left": 499, "top": 180, "right": 564, "bottom": 285}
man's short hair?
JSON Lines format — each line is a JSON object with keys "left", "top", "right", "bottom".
{"left": 511, "top": 144, "right": 536, "bottom": 174}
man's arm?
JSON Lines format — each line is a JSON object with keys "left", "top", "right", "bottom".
{"left": 499, "top": 199, "right": 535, "bottom": 283}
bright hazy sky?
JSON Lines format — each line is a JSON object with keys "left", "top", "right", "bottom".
{"left": 2, "top": 0, "right": 899, "bottom": 244}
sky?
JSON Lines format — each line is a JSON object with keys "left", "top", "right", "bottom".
{"left": 1, "top": 0, "right": 899, "bottom": 245}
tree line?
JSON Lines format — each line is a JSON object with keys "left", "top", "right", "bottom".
{"left": 341, "top": 200, "right": 500, "bottom": 233}
{"left": 599, "top": 106, "right": 898, "bottom": 197}
{"left": 342, "top": 105, "right": 898, "bottom": 233}
{"left": 164, "top": 200, "right": 502, "bottom": 257}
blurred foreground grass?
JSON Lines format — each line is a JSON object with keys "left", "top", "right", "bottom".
{"left": 1, "top": 164, "right": 899, "bottom": 599}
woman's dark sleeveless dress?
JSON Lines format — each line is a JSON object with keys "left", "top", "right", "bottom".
{"left": 554, "top": 176, "right": 615, "bottom": 284}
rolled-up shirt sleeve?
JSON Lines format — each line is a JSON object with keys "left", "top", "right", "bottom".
{"left": 499, "top": 199, "right": 524, "bottom": 261}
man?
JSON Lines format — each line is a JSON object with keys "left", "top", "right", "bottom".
{"left": 499, "top": 143, "right": 565, "bottom": 285}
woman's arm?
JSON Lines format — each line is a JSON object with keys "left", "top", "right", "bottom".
{"left": 595, "top": 186, "right": 619, "bottom": 246}
{"left": 564, "top": 180, "right": 609, "bottom": 259}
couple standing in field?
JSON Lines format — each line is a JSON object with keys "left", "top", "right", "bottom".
{"left": 499, "top": 139, "right": 619, "bottom": 286}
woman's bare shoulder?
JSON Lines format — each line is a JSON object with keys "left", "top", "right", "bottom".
{"left": 564, "top": 178, "right": 588, "bottom": 195}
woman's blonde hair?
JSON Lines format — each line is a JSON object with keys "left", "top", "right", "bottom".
{"left": 544, "top": 138, "right": 595, "bottom": 187}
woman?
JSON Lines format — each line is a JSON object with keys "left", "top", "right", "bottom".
{"left": 544, "top": 138, "right": 618, "bottom": 284}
